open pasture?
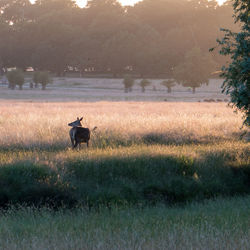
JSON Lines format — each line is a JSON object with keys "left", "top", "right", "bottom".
{"left": 0, "top": 196, "right": 249, "bottom": 250}
{"left": 0, "top": 101, "right": 243, "bottom": 149}
{"left": 0, "top": 101, "right": 249, "bottom": 206}
{"left": 0, "top": 78, "right": 227, "bottom": 102}
{"left": 0, "top": 100, "right": 249, "bottom": 249}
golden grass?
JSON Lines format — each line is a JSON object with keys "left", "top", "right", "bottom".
{"left": 0, "top": 101, "right": 245, "bottom": 148}
{"left": 0, "top": 101, "right": 249, "bottom": 250}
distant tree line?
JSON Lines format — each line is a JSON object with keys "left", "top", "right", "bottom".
{"left": 0, "top": 0, "right": 237, "bottom": 81}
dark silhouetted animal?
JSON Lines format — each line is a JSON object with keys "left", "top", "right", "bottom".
{"left": 68, "top": 117, "right": 97, "bottom": 149}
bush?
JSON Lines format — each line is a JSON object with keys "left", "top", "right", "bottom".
{"left": 32, "top": 71, "right": 51, "bottom": 90}
{"left": 0, "top": 152, "right": 249, "bottom": 208}
{"left": 0, "top": 163, "right": 75, "bottom": 208}
{"left": 139, "top": 79, "right": 151, "bottom": 93}
{"left": 123, "top": 75, "right": 134, "bottom": 93}
{"left": 7, "top": 69, "right": 24, "bottom": 90}
{"left": 161, "top": 79, "right": 175, "bottom": 93}
{"left": 63, "top": 153, "right": 250, "bottom": 207}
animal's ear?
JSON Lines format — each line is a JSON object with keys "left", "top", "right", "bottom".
{"left": 77, "top": 117, "right": 79, "bottom": 120}
{"left": 80, "top": 117, "right": 83, "bottom": 121}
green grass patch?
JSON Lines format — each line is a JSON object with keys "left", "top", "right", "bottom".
{"left": 0, "top": 196, "right": 249, "bottom": 249}
{"left": 0, "top": 143, "right": 249, "bottom": 208}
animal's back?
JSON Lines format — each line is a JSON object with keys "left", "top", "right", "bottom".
{"left": 75, "top": 127, "right": 90, "bottom": 142}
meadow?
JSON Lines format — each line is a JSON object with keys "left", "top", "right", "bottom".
{"left": 0, "top": 196, "right": 249, "bottom": 250}
{"left": 0, "top": 100, "right": 249, "bottom": 249}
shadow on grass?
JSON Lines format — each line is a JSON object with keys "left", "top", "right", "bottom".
{"left": 0, "top": 144, "right": 69, "bottom": 154}
{"left": 0, "top": 130, "right": 244, "bottom": 153}
{"left": 93, "top": 131, "right": 243, "bottom": 149}
{"left": 0, "top": 149, "right": 249, "bottom": 209}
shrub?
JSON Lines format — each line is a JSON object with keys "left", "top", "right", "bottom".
{"left": 123, "top": 75, "right": 134, "bottom": 93}
{"left": 139, "top": 79, "right": 151, "bottom": 93}
{"left": 7, "top": 69, "right": 24, "bottom": 90}
{"left": 0, "top": 163, "right": 75, "bottom": 208}
{"left": 0, "top": 151, "right": 249, "bottom": 208}
{"left": 32, "top": 71, "right": 51, "bottom": 90}
{"left": 161, "top": 79, "right": 175, "bottom": 93}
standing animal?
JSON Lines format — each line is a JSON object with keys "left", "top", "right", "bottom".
{"left": 68, "top": 117, "right": 97, "bottom": 149}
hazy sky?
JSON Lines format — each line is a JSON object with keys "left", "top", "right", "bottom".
{"left": 78, "top": 0, "right": 142, "bottom": 7}
{"left": 75, "top": 0, "right": 227, "bottom": 7}
{"left": 29, "top": 0, "right": 227, "bottom": 8}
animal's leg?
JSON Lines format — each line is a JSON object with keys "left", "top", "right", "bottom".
{"left": 70, "top": 137, "right": 75, "bottom": 149}
{"left": 73, "top": 140, "right": 78, "bottom": 149}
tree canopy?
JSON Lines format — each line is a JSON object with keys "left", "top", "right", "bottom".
{"left": 213, "top": 0, "right": 249, "bottom": 127}
{"left": 0, "top": 0, "right": 237, "bottom": 78}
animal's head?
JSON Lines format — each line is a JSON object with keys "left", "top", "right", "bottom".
{"left": 68, "top": 117, "right": 83, "bottom": 127}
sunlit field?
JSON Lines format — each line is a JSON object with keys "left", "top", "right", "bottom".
{"left": 0, "top": 101, "right": 249, "bottom": 249}
{"left": 0, "top": 101, "right": 244, "bottom": 149}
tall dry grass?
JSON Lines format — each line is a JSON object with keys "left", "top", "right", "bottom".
{"left": 0, "top": 101, "right": 245, "bottom": 148}
{"left": 0, "top": 101, "right": 249, "bottom": 250}
{"left": 1, "top": 196, "right": 250, "bottom": 250}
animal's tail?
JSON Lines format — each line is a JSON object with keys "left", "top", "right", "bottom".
{"left": 92, "top": 126, "right": 98, "bottom": 132}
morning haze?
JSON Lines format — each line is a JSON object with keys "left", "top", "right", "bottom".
{"left": 0, "top": 0, "right": 249, "bottom": 249}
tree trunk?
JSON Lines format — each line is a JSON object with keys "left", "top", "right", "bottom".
{"left": 167, "top": 87, "right": 171, "bottom": 93}
{"left": 192, "top": 87, "right": 196, "bottom": 94}
{"left": 80, "top": 69, "right": 84, "bottom": 78}
{"left": 10, "top": 83, "right": 15, "bottom": 90}
{"left": 19, "top": 85, "right": 23, "bottom": 90}
{"left": 42, "top": 84, "right": 46, "bottom": 90}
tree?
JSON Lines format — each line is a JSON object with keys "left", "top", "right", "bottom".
{"left": 123, "top": 75, "right": 134, "bottom": 93}
{"left": 174, "top": 47, "right": 216, "bottom": 93}
{"left": 102, "top": 31, "right": 137, "bottom": 77}
{"left": 39, "top": 71, "right": 51, "bottom": 90}
{"left": 0, "top": 0, "right": 32, "bottom": 24}
{"left": 7, "top": 69, "right": 24, "bottom": 90}
{"left": 32, "top": 71, "right": 51, "bottom": 90}
{"left": 212, "top": 0, "right": 249, "bottom": 127}
{"left": 161, "top": 79, "right": 175, "bottom": 93}
{"left": 33, "top": 71, "right": 40, "bottom": 88}
{"left": 139, "top": 79, "right": 151, "bottom": 93}
{"left": 69, "top": 34, "right": 99, "bottom": 77}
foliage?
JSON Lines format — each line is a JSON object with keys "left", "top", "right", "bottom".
{"left": 139, "top": 79, "right": 151, "bottom": 92}
{"left": 0, "top": 0, "right": 236, "bottom": 76}
{"left": 123, "top": 75, "right": 134, "bottom": 92}
{"left": 174, "top": 47, "right": 216, "bottom": 93}
{"left": 32, "top": 71, "right": 40, "bottom": 88}
{"left": 32, "top": 71, "right": 51, "bottom": 90}
{"left": 6, "top": 69, "right": 24, "bottom": 90}
{"left": 0, "top": 146, "right": 249, "bottom": 208}
{"left": 39, "top": 71, "right": 51, "bottom": 90}
{"left": 213, "top": 0, "right": 250, "bottom": 127}
{"left": 161, "top": 79, "right": 175, "bottom": 93}
{"left": 0, "top": 163, "right": 74, "bottom": 208}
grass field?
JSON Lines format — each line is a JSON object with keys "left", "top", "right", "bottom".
{"left": 0, "top": 196, "right": 249, "bottom": 250}
{"left": 0, "top": 77, "right": 227, "bottom": 101}
{"left": 0, "top": 100, "right": 249, "bottom": 249}
{"left": 0, "top": 101, "right": 244, "bottom": 148}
